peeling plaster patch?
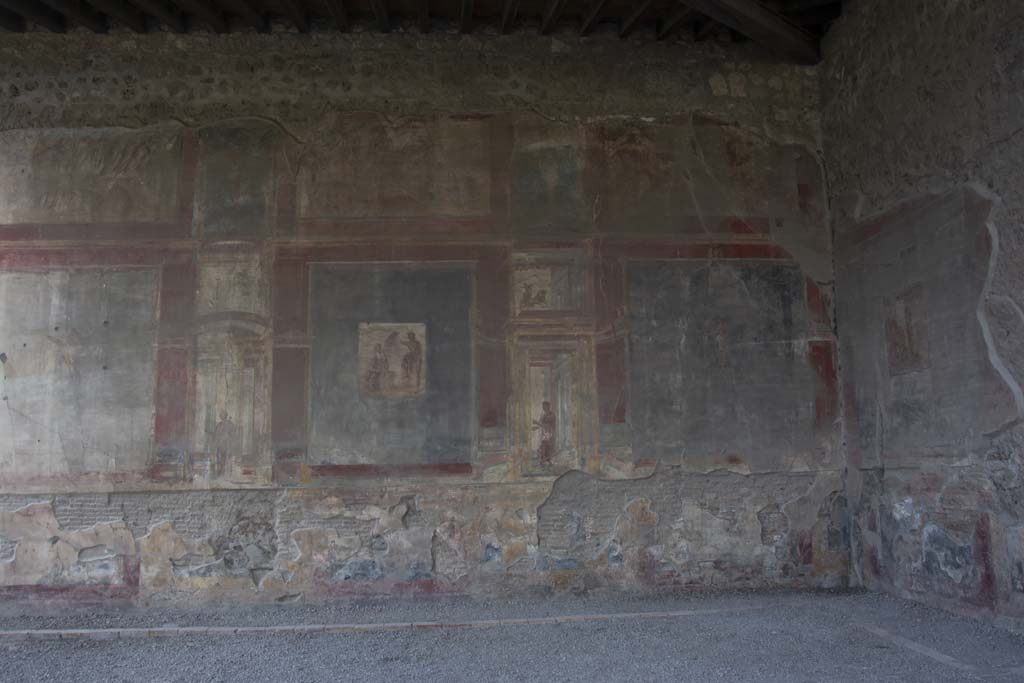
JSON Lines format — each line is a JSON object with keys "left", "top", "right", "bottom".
{"left": 0, "top": 537, "right": 14, "bottom": 562}
{"left": 977, "top": 217, "right": 1024, "bottom": 429}
{"left": 891, "top": 498, "right": 919, "bottom": 528}
{"left": 921, "top": 523, "right": 972, "bottom": 585}
{"left": 431, "top": 520, "right": 470, "bottom": 584}
{"left": 757, "top": 504, "right": 789, "bottom": 545}
{"left": 0, "top": 503, "right": 136, "bottom": 587}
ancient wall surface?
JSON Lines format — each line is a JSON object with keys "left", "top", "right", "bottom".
{"left": 0, "top": 30, "right": 840, "bottom": 602}
{"left": 823, "top": 0, "right": 1024, "bottom": 628}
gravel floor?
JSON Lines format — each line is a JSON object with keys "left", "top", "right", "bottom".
{"left": 1, "top": 590, "right": 1022, "bottom": 682}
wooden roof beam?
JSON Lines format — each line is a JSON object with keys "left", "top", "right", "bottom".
{"left": 678, "top": 0, "right": 820, "bottom": 63}
{"left": 417, "top": 0, "right": 428, "bottom": 32}
{"left": 619, "top": 0, "right": 652, "bottom": 37}
{"left": 126, "top": 0, "right": 184, "bottom": 31}
{"left": 324, "top": 0, "right": 348, "bottom": 30}
{"left": 579, "top": 0, "right": 608, "bottom": 36}
{"left": 0, "top": 0, "right": 65, "bottom": 30}
{"left": 780, "top": 0, "right": 839, "bottom": 10}
{"left": 783, "top": 4, "right": 840, "bottom": 26}
{"left": 0, "top": 4, "right": 25, "bottom": 29}
{"left": 370, "top": 0, "right": 388, "bottom": 32}
{"left": 656, "top": 3, "right": 693, "bottom": 40}
{"left": 37, "top": 0, "right": 106, "bottom": 31}
{"left": 88, "top": 0, "right": 147, "bottom": 31}
{"left": 169, "top": 0, "right": 227, "bottom": 31}
{"left": 278, "top": 0, "right": 307, "bottom": 31}
{"left": 499, "top": 0, "right": 517, "bottom": 33}
{"left": 218, "top": 0, "right": 267, "bottom": 31}
{"left": 539, "top": 0, "right": 567, "bottom": 34}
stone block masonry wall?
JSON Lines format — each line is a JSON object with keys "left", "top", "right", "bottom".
{"left": 823, "top": 0, "right": 1024, "bottom": 629}
{"left": 0, "top": 30, "right": 841, "bottom": 602}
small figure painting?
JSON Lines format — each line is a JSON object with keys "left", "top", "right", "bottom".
{"left": 884, "top": 285, "right": 929, "bottom": 375}
{"left": 366, "top": 342, "right": 389, "bottom": 392}
{"left": 400, "top": 331, "right": 423, "bottom": 388}
{"left": 210, "top": 410, "right": 238, "bottom": 479}
{"left": 519, "top": 281, "right": 549, "bottom": 310}
{"left": 358, "top": 323, "right": 427, "bottom": 397}
{"left": 514, "top": 267, "right": 556, "bottom": 313}
{"left": 532, "top": 400, "right": 556, "bottom": 468}
{"left": 511, "top": 252, "right": 583, "bottom": 315}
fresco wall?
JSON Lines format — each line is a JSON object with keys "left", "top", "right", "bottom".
{"left": 823, "top": 0, "right": 1024, "bottom": 629}
{"left": 0, "top": 32, "right": 838, "bottom": 602}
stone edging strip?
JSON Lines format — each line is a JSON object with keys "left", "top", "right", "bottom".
{"left": 0, "top": 605, "right": 770, "bottom": 641}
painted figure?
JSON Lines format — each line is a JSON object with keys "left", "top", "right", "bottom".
{"left": 367, "top": 342, "right": 389, "bottom": 392}
{"left": 210, "top": 410, "right": 237, "bottom": 478}
{"left": 532, "top": 400, "right": 556, "bottom": 467}
{"left": 401, "top": 331, "right": 423, "bottom": 388}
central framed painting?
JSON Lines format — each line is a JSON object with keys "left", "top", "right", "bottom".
{"left": 358, "top": 322, "right": 427, "bottom": 397}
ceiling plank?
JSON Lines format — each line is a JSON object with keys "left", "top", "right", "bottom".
{"left": 678, "top": 0, "right": 820, "bottom": 63}
{"left": 370, "top": 0, "right": 388, "bottom": 32}
{"left": 0, "top": 5, "right": 25, "bottom": 29}
{"left": 539, "top": 0, "right": 567, "bottom": 35}
{"left": 499, "top": 0, "right": 517, "bottom": 34}
{"left": 458, "top": 0, "right": 472, "bottom": 33}
{"left": 619, "top": 0, "right": 652, "bottom": 37}
{"left": 417, "top": 0, "right": 428, "bottom": 32}
{"left": 170, "top": 0, "right": 227, "bottom": 31}
{"left": 88, "top": 0, "right": 147, "bottom": 31}
{"left": 126, "top": 0, "right": 184, "bottom": 31}
{"left": 578, "top": 0, "right": 607, "bottom": 36}
{"left": 37, "top": 0, "right": 106, "bottom": 31}
{"left": 0, "top": 0, "right": 64, "bottom": 30}
{"left": 656, "top": 3, "right": 693, "bottom": 40}
{"left": 278, "top": 0, "right": 308, "bottom": 31}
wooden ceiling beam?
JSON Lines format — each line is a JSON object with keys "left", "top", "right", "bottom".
{"left": 499, "top": 0, "right": 517, "bottom": 34}
{"left": 656, "top": 3, "right": 693, "bottom": 40}
{"left": 87, "top": 0, "right": 147, "bottom": 31}
{"left": 619, "top": 0, "right": 652, "bottom": 37}
{"left": 417, "top": 0, "right": 428, "bottom": 32}
{"left": 539, "top": 0, "right": 568, "bottom": 35}
{"left": 579, "top": 0, "right": 608, "bottom": 35}
{"left": 370, "top": 0, "right": 388, "bottom": 32}
{"left": 125, "top": 0, "right": 184, "bottom": 31}
{"left": 37, "top": 0, "right": 106, "bottom": 31}
{"left": 693, "top": 14, "right": 716, "bottom": 40}
{"left": 219, "top": 0, "right": 267, "bottom": 30}
{"left": 0, "top": 0, "right": 64, "bottom": 31}
{"left": 169, "top": 0, "right": 227, "bottom": 31}
{"left": 322, "top": 0, "right": 347, "bottom": 30}
{"left": 678, "top": 0, "right": 820, "bottom": 63}
{"left": 782, "top": 4, "right": 840, "bottom": 26}
{"left": 780, "top": 0, "right": 838, "bottom": 9}
{"left": 0, "top": 4, "right": 25, "bottom": 29}
{"left": 278, "top": 0, "right": 307, "bottom": 31}
{"left": 323, "top": 0, "right": 348, "bottom": 30}
{"left": 458, "top": 0, "right": 472, "bottom": 33}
